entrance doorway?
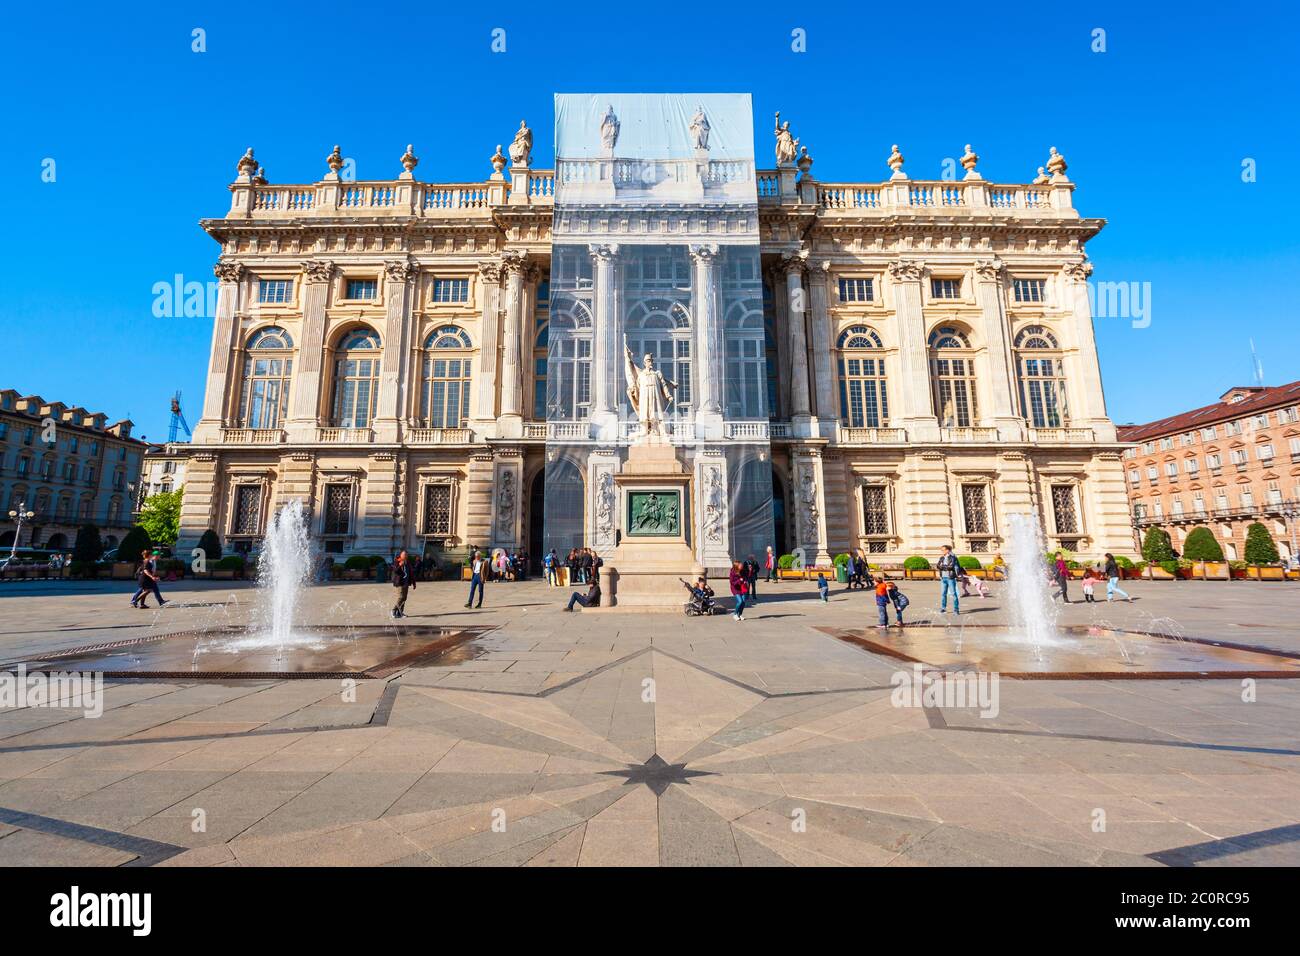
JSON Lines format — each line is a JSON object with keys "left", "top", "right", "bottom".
{"left": 771, "top": 470, "right": 788, "bottom": 557}
{"left": 528, "top": 472, "right": 545, "bottom": 572}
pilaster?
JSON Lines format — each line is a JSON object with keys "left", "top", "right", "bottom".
{"left": 285, "top": 259, "right": 334, "bottom": 442}
{"left": 194, "top": 261, "right": 245, "bottom": 441}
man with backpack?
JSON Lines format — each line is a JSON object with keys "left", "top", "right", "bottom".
{"left": 936, "top": 545, "right": 961, "bottom": 615}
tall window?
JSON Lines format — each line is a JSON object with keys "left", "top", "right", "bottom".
{"left": 961, "top": 484, "right": 990, "bottom": 547}
{"left": 929, "top": 327, "right": 978, "bottom": 427}
{"left": 723, "top": 297, "right": 766, "bottom": 419}
{"left": 419, "top": 326, "right": 472, "bottom": 427}
{"left": 837, "top": 326, "right": 888, "bottom": 427}
{"left": 1051, "top": 484, "right": 1079, "bottom": 534}
{"left": 322, "top": 483, "right": 352, "bottom": 535}
{"left": 239, "top": 326, "right": 294, "bottom": 429}
{"left": 331, "top": 329, "right": 382, "bottom": 428}
{"left": 1015, "top": 326, "right": 1067, "bottom": 428}
{"left": 625, "top": 298, "right": 693, "bottom": 419}
{"left": 423, "top": 484, "right": 452, "bottom": 535}
{"left": 546, "top": 298, "right": 592, "bottom": 419}
{"left": 862, "top": 485, "right": 890, "bottom": 536}
{"left": 232, "top": 484, "right": 262, "bottom": 534}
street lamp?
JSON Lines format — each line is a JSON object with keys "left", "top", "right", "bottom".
{"left": 7, "top": 501, "right": 36, "bottom": 562}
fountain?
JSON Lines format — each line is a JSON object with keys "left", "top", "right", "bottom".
{"left": 258, "top": 498, "right": 313, "bottom": 659}
{"left": 1002, "top": 512, "right": 1060, "bottom": 657}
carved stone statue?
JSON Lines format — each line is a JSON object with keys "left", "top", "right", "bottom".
{"left": 508, "top": 121, "right": 532, "bottom": 167}
{"left": 596, "top": 472, "right": 615, "bottom": 537}
{"left": 623, "top": 336, "right": 677, "bottom": 440}
{"left": 703, "top": 468, "right": 725, "bottom": 543}
{"left": 689, "top": 106, "right": 711, "bottom": 150}
{"left": 800, "top": 472, "right": 819, "bottom": 537}
{"left": 773, "top": 112, "right": 799, "bottom": 166}
{"left": 960, "top": 144, "right": 979, "bottom": 178}
{"left": 496, "top": 471, "right": 516, "bottom": 531}
{"left": 600, "top": 105, "right": 620, "bottom": 152}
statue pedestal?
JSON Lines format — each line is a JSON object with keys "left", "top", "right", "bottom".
{"left": 601, "top": 440, "right": 701, "bottom": 612}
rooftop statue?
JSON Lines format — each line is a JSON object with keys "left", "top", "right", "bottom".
{"left": 600, "top": 105, "right": 620, "bottom": 151}
{"left": 773, "top": 111, "right": 799, "bottom": 166}
{"left": 508, "top": 121, "right": 532, "bottom": 167}
{"left": 690, "top": 106, "right": 710, "bottom": 150}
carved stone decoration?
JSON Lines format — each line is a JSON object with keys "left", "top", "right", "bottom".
{"left": 490, "top": 145, "right": 507, "bottom": 175}
{"left": 703, "top": 466, "right": 725, "bottom": 543}
{"left": 326, "top": 145, "right": 344, "bottom": 174}
{"left": 1046, "top": 146, "right": 1068, "bottom": 179}
{"left": 796, "top": 146, "right": 813, "bottom": 177}
{"left": 236, "top": 148, "right": 258, "bottom": 179}
{"left": 385, "top": 260, "right": 415, "bottom": 283}
{"left": 213, "top": 260, "right": 245, "bottom": 283}
{"left": 595, "top": 471, "right": 615, "bottom": 539}
{"left": 600, "top": 105, "right": 620, "bottom": 152}
{"left": 252, "top": 166, "right": 268, "bottom": 185}
{"left": 960, "top": 143, "right": 981, "bottom": 180}
{"left": 886, "top": 260, "right": 927, "bottom": 283}
{"left": 1032, "top": 166, "right": 1050, "bottom": 185}
{"left": 508, "top": 121, "right": 532, "bottom": 167}
{"left": 400, "top": 144, "right": 419, "bottom": 174}
{"left": 773, "top": 111, "right": 799, "bottom": 166}
{"left": 689, "top": 105, "right": 710, "bottom": 151}
{"left": 887, "top": 144, "right": 905, "bottom": 175}
{"left": 1063, "top": 260, "right": 1094, "bottom": 283}
{"left": 495, "top": 470, "right": 516, "bottom": 534}
{"left": 973, "top": 258, "right": 1005, "bottom": 281}
{"left": 302, "top": 259, "right": 335, "bottom": 283}
{"left": 501, "top": 249, "right": 528, "bottom": 275}
{"left": 798, "top": 470, "right": 820, "bottom": 543}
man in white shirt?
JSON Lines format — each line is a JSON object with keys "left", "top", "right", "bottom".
{"left": 464, "top": 550, "right": 485, "bottom": 609}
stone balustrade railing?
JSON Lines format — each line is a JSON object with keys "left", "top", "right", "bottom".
{"left": 838, "top": 426, "right": 908, "bottom": 444}
{"left": 806, "top": 178, "right": 1070, "bottom": 214}
{"left": 317, "top": 427, "right": 373, "bottom": 444}
{"left": 407, "top": 427, "right": 472, "bottom": 445}
{"left": 1028, "top": 427, "right": 1095, "bottom": 444}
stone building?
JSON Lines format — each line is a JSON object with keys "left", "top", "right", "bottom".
{"left": 0, "top": 389, "right": 145, "bottom": 552}
{"left": 136, "top": 443, "right": 188, "bottom": 508}
{"left": 179, "top": 113, "right": 1134, "bottom": 566}
{"left": 1118, "top": 381, "right": 1300, "bottom": 562}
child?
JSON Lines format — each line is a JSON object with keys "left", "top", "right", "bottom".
{"left": 1081, "top": 566, "right": 1099, "bottom": 603}
{"left": 874, "top": 578, "right": 892, "bottom": 627}
{"left": 816, "top": 571, "right": 830, "bottom": 602}
{"left": 959, "top": 566, "right": 990, "bottom": 598}
{"left": 889, "top": 582, "right": 909, "bottom": 627}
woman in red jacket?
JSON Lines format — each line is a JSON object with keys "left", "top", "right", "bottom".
{"left": 728, "top": 560, "right": 748, "bottom": 621}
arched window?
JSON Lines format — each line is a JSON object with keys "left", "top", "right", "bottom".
{"left": 546, "top": 297, "right": 593, "bottom": 420}
{"left": 239, "top": 326, "right": 294, "bottom": 429}
{"left": 1015, "top": 325, "right": 1068, "bottom": 428}
{"left": 837, "top": 325, "right": 889, "bottom": 428}
{"left": 331, "top": 329, "right": 382, "bottom": 428}
{"left": 625, "top": 297, "right": 693, "bottom": 419}
{"left": 928, "top": 326, "right": 978, "bottom": 427}
{"left": 420, "top": 326, "right": 472, "bottom": 428}
{"left": 723, "top": 297, "right": 767, "bottom": 419}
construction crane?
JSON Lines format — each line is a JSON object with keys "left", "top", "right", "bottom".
{"left": 168, "top": 391, "right": 192, "bottom": 442}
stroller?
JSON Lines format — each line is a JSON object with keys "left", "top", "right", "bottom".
{"left": 682, "top": 579, "right": 717, "bottom": 616}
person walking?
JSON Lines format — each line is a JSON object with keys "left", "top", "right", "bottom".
{"left": 129, "top": 551, "right": 157, "bottom": 608}
{"left": 144, "top": 550, "right": 168, "bottom": 607}
{"left": 1103, "top": 553, "right": 1132, "bottom": 602}
{"left": 764, "top": 546, "right": 775, "bottom": 583}
{"left": 391, "top": 550, "right": 416, "bottom": 619}
{"left": 1080, "top": 566, "right": 1099, "bottom": 603}
{"left": 1053, "top": 552, "right": 1071, "bottom": 604}
{"left": 544, "top": 549, "right": 557, "bottom": 587}
{"left": 936, "top": 545, "right": 960, "bottom": 615}
{"left": 744, "top": 554, "right": 759, "bottom": 606}
{"left": 728, "top": 560, "right": 748, "bottom": 621}
{"left": 563, "top": 574, "right": 602, "bottom": 612}
{"left": 464, "top": 550, "right": 485, "bottom": 609}
{"left": 816, "top": 570, "right": 830, "bottom": 602}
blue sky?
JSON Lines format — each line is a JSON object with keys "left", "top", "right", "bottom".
{"left": 1, "top": 1, "right": 1296, "bottom": 440}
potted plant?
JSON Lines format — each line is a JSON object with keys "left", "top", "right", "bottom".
{"left": 1181, "top": 526, "right": 1227, "bottom": 579}
{"left": 1243, "top": 522, "right": 1283, "bottom": 580}
{"left": 211, "top": 555, "right": 245, "bottom": 580}
{"left": 904, "top": 556, "right": 934, "bottom": 580}
{"left": 776, "top": 553, "right": 805, "bottom": 580}
{"left": 958, "top": 555, "right": 986, "bottom": 578}
{"left": 1229, "top": 560, "right": 1249, "bottom": 580}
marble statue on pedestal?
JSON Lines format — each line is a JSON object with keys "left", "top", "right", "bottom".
{"left": 508, "top": 121, "right": 532, "bottom": 166}
{"left": 773, "top": 112, "right": 799, "bottom": 166}
{"left": 623, "top": 336, "right": 677, "bottom": 440}
{"left": 689, "top": 106, "right": 710, "bottom": 150}
{"left": 600, "top": 105, "right": 620, "bottom": 152}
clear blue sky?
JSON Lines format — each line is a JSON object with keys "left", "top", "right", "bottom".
{"left": 2, "top": 1, "right": 1296, "bottom": 440}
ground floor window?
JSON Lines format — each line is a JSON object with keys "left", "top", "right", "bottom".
{"left": 423, "top": 484, "right": 452, "bottom": 536}
{"left": 232, "top": 484, "right": 263, "bottom": 535}
{"left": 1051, "top": 484, "right": 1079, "bottom": 535}
{"left": 323, "top": 483, "right": 353, "bottom": 535}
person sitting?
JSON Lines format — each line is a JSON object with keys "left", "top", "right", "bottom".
{"left": 681, "top": 577, "right": 716, "bottom": 615}
{"left": 564, "top": 575, "right": 602, "bottom": 611}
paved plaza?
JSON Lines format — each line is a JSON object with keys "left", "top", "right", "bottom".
{"left": 0, "top": 576, "right": 1298, "bottom": 866}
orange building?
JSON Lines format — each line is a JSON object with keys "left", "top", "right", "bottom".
{"left": 1117, "top": 382, "right": 1300, "bottom": 562}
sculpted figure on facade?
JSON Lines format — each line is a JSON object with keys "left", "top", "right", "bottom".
{"left": 496, "top": 471, "right": 516, "bottom": 533}
{"left": 623, "top": 336, "right": 677, "bottom": 440}
{"left": 703, "top": 467, "right": 725, "bottom": 543}
{"left": 773, "top": 112, "right": 799, "bottom": 166}
{"left": 508, "top": 121, "right": 533, "bottom": 167}
{"left": 595, "top": 471, "right": 615, "bottom": 538}
{"left": 799, "top": 471, "right": 819, "bottom": 540}
{"left": 689, "top": 106, "right": 711, "bottom": 150}
{"left": 599, "top": 105, "right": 620, "bottom": 152}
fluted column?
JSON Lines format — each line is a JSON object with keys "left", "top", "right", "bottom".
{"left": 886, "top": 259, "right": 937, "bottom": 440}
{"left": 373, "top": 259, "right": 414, "bottom": 442}
{"left": 498, "top": 252, "right": 527, "bottom": 438}
{"left": 1063, "top": 261, "right": 1115, "bottom": 440}
{"left": 781, "top": 253, "right": 812, "bottom": 425}
{"left": 194, "top": 260, "right": 245, "bottom": 441}
{"left": 284, "top": 259, "right": 334, "bottom": 442}
{"left": 690, "top": 243, "right": 723, "bottom": 438}
{"left": 589, "top": 243, "right": 620, "bottom": 440}
{"left": 807, "top": 260, "right": 836, "bottom": 427}
{"left": 972, "top": 258, "right": 1022, "bottom": 439}
{"left": 470, "top": 260, "right": 501, "bottom": 431}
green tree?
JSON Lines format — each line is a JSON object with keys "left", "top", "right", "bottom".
{"left": 72, "top": 524, "right": 103, "bottom": 563}
{"left": 1181, "top": 526, "right": 1224, "bottom": 562}
{"left": 1141, "top": 526, "right": 1175, "bottom": 563}
{"left": 116, "top": 525, "right": 152, "bottom": 562}
{"left": 196, "top": 528, "right": 222, "bottom": 563}
{"left": 1243, "top": 522, "right": 1280, "bottom": 565}
{"left": 137, "top": 486, "right": 183, "bottom": 546}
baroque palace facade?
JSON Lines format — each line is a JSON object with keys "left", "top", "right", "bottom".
{"left": 179, "top": 118, "right": 1133, "bottom": 565}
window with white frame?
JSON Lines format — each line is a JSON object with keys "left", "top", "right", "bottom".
{"left": 1146, "top": 465, "right": 1158, "bottom": 481}
{"left": 1290, "top": 437, "right": 1300, "bottom": 458}
{"left": 1267, "top": 481, "right": 1283, "bottom": 505}
{"left": 1192, "top": 491, "right": 1205, "bottom": 513}
{"left": 238, "top": 327, "right": 294, "bottom": 430}
{"left": 1012, "top": 278, "right": 1046, "bottom": 303}
{"left": 1160, "top": 437, "right": 1174, "bottom": 450}
{"left": 838, "top": 278, "right": 874, "bottom": 303}
{"left": 420, "top": 326, "right": 473, "bottom": 428}
{"left": 1129, "top": 469, "right": 1139, "bottom": 484}
{"left": 1015, "top": 326, "right": 1068, "bottom": 428}
{"left": 1165, "top": 462, "right": 1178, "bottom": 478}
{"left": 1215, "top": 489, "right": 1229, "bottom": 509}
{"left": 1201, "top": 426, "right": 1218, "bottom": 440}
{"left": 929, "top": 327, "right": 978, "bottom": 427}
{"left": 345, "top": 279, "right": 378, "bottom": 300}
{"left": 1279, "top": 406, "right": 1299, "bottom": 424}
{"left": 837, "top": 326, "right": 889, "bottom": 428}
{"left": 1241, "top": 487, "right": 1254, "bottom": 508}
{"left": 546, "top": 296, "right": 593, "bottom": 420}
{"left": 931, "top": 278, "right": 961, "bottom": 300}
{"left": 257, "top": 279, "right": 293, "bottom": 304}
{"left": 1185, "top": 458, "right": 1199, "bottom": 475}
{"left": 431, "top": 278, "right": 470, "bottom": 303}
{"left": 1207, "top": 453, "right": 1222, "bottom": 469}
{"left": 1230, "top": 449, "right": 1247, "bottom": 466}
{"left": 1181, "top": 432, "right": 1197, "bottom": 446}
{"left": 331, "top": 329, "right": 382, "bottom": 428}
{"left": 1258, "top": 443, "right": 1275, "bottom": 461}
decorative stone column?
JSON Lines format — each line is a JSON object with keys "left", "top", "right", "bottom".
{"left": 695, "top": 448, "right": 731, "bottom": 567}
{"left": 498, "top": 251, "right": 527, "bottom": 439}
{"left": 194, "top": 260, "right": 244, "bottom": 442}
{"left": 470, "top": 260, "right": 502, "bottom": 433}
{"left": 791, "top": 448, "right": 830, "bottom": 565}
{"left": 689, "top": 243, "right": 723, "bottom": 439}
{"left": 1062, "top": 261, "right": 1115, "bottom": 440}
{"left": 886, "top": 260, "right": 938, "bottom": 440}
{"left": 492, "top": 447, "right": 523, "bottom": 550}
{"left": 373, "top": 259, "right": 415, "bottom": 443}
{"left": 972, "top": 258, "right": 1023, "bottom": 440}
{"left": 285, "top": 259, "right": 334, "bottom": 443}
{"left": 807, "top": 260, "right": 837, "bottom": 432}
{"left": 588, "top": 243, "right": 621, "bottom": 441}
{"left": 780, "top": 252, "right": 812, "bottom": 428}
{"left": 587, "top": 446, "right": 620, "bottom": 556}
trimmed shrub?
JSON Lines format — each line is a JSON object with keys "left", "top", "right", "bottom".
{"left": 72, "top": 524, "right": 103, "bottom": 563}
{"left": 833, "top": 553, "right": 851, "bottom": 567}
{"left": 903, "top": 556, "right": 930, "bottom": 571}
{"left": 1182, "top": 526, "right": 1224, "bottom": 562}
{"left": 344, "top": 555, "right": 372, "bottom": 571}
{"left": 196, "top": 529, "right": 222, "bottom": 563}
{"left": 957, "top": 555, "right": 982, "bottom": 570}
{"left": 1112, "top": 555, "right": 1135, "bottom": 569}
{"left": 1244, "top": 522, "right": 1280, "bottom": 565}
{"left": 368, "top": 555, "right": 387, "bottom": 567}
{"left": 117, "top": 526, "right": 152, "bottom": 563}
{"left": 1141, "top": 527, "right": 1176, "bottom": 563}
{"left": 1158, "top": 560, "right": 1179, "bottom": 576}
{"left": 777, "top": 553, "right": 796, "bottom": 570}
{"left": 214, "top": 555, "right": 245, "bottom": 571}
{"left": 68, "top": 559, "right": 97, "bottom": 579}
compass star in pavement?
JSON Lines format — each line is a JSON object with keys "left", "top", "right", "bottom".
{"left": 599, "top": 754, "right": 716, "bottom": 796}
